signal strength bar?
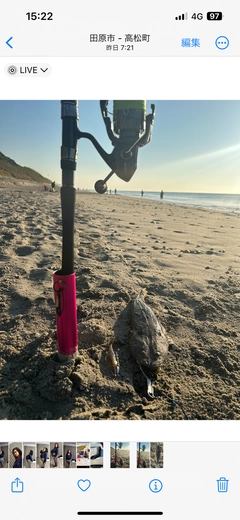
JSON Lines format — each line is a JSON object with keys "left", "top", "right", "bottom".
{"left": 175, "top": 13, "right": 188, "bottom": 20}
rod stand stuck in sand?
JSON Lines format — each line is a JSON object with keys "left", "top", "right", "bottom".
{"left": 53, "top": 101, "right": 79, "bottom": 361}
{"left": 54, "top": 100, "right": 155, "bottom": 361}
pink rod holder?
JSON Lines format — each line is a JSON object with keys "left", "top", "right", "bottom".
{"left": 53, "top": 270, "right": 78, "bottom": 356}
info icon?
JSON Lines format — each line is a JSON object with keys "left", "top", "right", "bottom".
{"left": 149, "top": 479, "right": 163, "bottom": 493}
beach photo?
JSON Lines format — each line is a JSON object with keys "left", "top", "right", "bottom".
{"left": 137, "top": 442, "right": 150, "bottom": 468}
{"left": 0, "top": 100, "right": 239, "bottom": 420}
{"left": 150, "top": 442, "right": 164, "bottom": 468}
{"left": 110, "top": 442, "right": 130, "bottom": 468}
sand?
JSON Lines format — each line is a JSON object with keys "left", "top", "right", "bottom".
{"left": 110, "top": 446, "right": 130, "bottom": 468}
{"left": 150, "top": 442, "right": 164, "bottom": 468}
{"left": 137, "top": 448, "right": 150, "bottom": 468}
{"left": 0, "top": 177, "right": 240, "bottom": 420}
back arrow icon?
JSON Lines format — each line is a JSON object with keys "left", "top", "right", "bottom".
{"left": 6, "top": 37, "right": 13, "bottom": 49}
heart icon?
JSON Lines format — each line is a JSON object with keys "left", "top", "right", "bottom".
{"left": 77, "top": 479, "right": 91, "bottom": 492}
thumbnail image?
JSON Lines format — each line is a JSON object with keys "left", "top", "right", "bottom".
{"left": 0, "top": 100, "right": 239, "bottom": 421}
{"left": 0, "top": 443, "right": 8, "bottom": 468}
{"left": 50, "top": 442, "right": 63, "bottom": 468}
{"left": 23, "top": 443, "right": 36, "bottom": 468}
{"left": 8, "top": 443, "right": 23, "bottom": 469}
{"left": 110, "top": 442, "right": 130, "bottom": 468}
{"left": 150, "top": 443, "right": 164, "bottom": 468}
{"left": 137, "top": 443, "right": 150, "bottom": 468}
{"left": 36, "top": 443, "right": 50, "bottom": 468}
{"left": 63, "top": 443, "right": 76, "bottom": 468}
{"left": 90, "top": 442, "right": 104, "bottom": 468}
{"left": 76, "top": 443, "right": 91, "bottom": 468}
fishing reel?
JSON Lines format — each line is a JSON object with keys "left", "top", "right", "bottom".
{"left": 60, "top": 100, "right": 155, "bottom": 194}
{"left": 77, "top": 101, "right": 155, "bottom": 194}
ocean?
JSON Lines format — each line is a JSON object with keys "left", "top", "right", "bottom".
{"left": 112, "top": 191, "right": 240, "bottom": 213}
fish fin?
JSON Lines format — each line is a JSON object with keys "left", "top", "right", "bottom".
{"left": 139, "top": 288, "right": 147, "bottom": 300}
{"left": 131, "top": 288, "right": 147, "bottom": 301}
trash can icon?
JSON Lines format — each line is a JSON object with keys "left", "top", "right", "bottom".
{"left": 216, "top": 477, "right": 229, "bottom": 493}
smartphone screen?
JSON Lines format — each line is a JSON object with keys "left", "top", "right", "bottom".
{"left": 0, "top": 2, "right": 239, "bottom": 518}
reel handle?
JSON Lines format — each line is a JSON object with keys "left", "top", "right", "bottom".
{"left": 94, "top": 170, "right": 114, "bottom": 194}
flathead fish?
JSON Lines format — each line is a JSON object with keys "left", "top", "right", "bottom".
{"left": 130, "top": 295, "right": 168, "bottom": 375}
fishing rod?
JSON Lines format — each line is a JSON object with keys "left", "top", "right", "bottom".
{"left": 53, "top": 100, "right": 155, "bottom": 361}
{"left": 53, "top": 101, "right": 78, "bottom": 361}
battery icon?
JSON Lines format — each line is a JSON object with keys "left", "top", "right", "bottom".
{"left": 207, "top": 12, "right": 223, "bottom": 20}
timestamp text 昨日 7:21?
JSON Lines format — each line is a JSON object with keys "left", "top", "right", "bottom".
{"left": 121, "top": 45, "right": 134, "bottom": 50}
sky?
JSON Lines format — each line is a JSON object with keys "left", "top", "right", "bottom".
{"left": 137, "top": 442, "right": 150, "bottom": 452}
{"left": 110, "top": 442, "right": 130, "bottom": 449}
{"left": 0, "top": 100, "right": 240, "bottom": 193}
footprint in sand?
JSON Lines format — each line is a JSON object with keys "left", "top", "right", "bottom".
{"left": 15, "top": 246, "right": 35, "bottom": 256}
{"left": 29, "top": 269, "right": 49, "bottom": 281}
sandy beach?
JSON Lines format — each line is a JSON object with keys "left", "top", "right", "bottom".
{"left": 137, "top": 446, "right": 150, "bottom": 468}
{"left": 150, "top": 442, "right": 164, "bottom": 468}
{"left": 110, "top": 446, "right": 130, "bottom": 468}
{"left": 0, "top": 177, "right": 240, "bottom": 420}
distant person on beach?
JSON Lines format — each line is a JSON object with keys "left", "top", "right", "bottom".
{"left": 26, "top": 450, "right": 33, "bottom": 468}
{"left": 66, "top": 450, "right": 72, "bottom": 468}
{"left": 12, "top": 448, "right": 22, "bottom": 469}
{"left": 141, "top": 190, "right": 144, "bottom": 197}
{"left": 51, "top": 443, "right": 59, "bottom": 467}
{"left": 115, "top": 189, "right": 117, "bottom": 194}
{"left": 160, "top": 190, "right": 164, "bottom": 199}
{"left": 40, "top": 447, "right": 48, "bottom": 468}
{"left": 51, "top": 181, "right": 55, "bottom": 192}
{"left": 0, "top": 450, "right": 4, "bottom": 468}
